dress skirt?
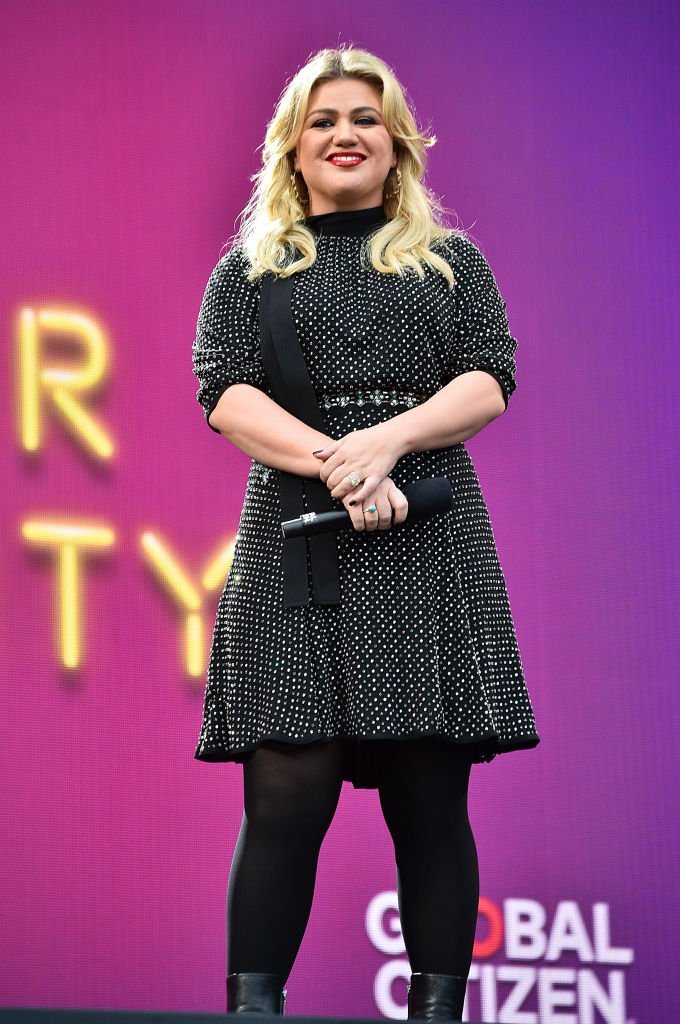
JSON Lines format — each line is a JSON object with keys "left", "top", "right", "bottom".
{"left": 191, "top": 226, "right": 540, "bottom": 786}
{"left": 194, "top": 399, "right": 539, "bottom": 787}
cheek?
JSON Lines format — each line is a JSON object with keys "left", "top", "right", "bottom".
{"left": 374, "top": 133, "right": 394, "bottom": 160}
{"left": 300, "top": 139, "right": 326, "bottom": 167}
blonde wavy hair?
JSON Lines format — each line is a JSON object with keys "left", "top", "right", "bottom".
{"left": 233, "top": 46, "right": 462, "bottom": 288}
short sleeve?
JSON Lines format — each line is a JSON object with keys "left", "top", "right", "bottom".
{"left": 441, "top": 236, "right": 518, "bottom": 410}
{"left": 192, "top": 245, "right": 268, "bottom": 433}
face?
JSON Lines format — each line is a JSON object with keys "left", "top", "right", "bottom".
{"left": 292, "top": 78, "right": 397, "bottom": 215}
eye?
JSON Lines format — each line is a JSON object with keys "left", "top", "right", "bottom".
{"left": 309, "top": 116, "right": 380, "bottom": 129}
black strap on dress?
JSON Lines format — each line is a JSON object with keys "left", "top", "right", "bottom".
{"left": 259, "top": 270, "right": 341, "bottom": 608}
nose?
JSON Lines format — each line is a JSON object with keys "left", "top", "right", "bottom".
{"left": 331, "top": 117, "right": 360, "bottom": 148}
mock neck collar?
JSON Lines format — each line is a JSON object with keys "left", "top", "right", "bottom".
{"left": 303, "top": 205, "right": 388, "bottom": 237}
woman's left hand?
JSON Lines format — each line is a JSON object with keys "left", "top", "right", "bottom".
{"left": 313, "top": 421, "right": 406, "bottom": 505}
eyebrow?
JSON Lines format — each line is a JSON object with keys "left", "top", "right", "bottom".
{"left": 305, "top": 106, "right": 382, "bottom": 120}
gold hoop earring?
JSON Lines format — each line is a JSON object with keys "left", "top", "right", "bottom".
{"left": 384, "top": 165, "right": 402, "bottom": 201}
{"left": 290, "top": 171, "right": 306, "bottom": 207}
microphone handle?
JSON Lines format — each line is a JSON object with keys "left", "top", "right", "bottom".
{"left": 281, "top": 477, "right": 454, "bottom": 539}
{"left": 282, "top": 509, "right": 354, "bottom": 539}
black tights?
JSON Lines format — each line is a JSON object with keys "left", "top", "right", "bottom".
{"left": 227, "top": 738, "right": 479, "bottom": 983}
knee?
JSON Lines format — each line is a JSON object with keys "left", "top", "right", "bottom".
{"left": 383, "top": 801, "right": 472, "bottom": 851}
{"left": 246, "top": 793, "right": 336, "bottom": 849}
{"left": 245, "top": 773, "right": 340, "bottom": 847}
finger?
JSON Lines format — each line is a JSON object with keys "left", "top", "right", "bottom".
{"left": 324, "top": 455, "right": 357, "bottom": 490}
{"left": 388, "top": 485, "right": 409, "bottom": 525}
{"left": 344, "top": 476, "right": 383, "bottom": 506}
{"left": 320, "top": 455, "right": 347, "bottom": 492}
{"left": 377, "top": 498, "right": 394, "bottom": 530}
{"left": 320, "top": 456, "right": 350, "bottom": 487}
{"left": 329, "top": 469, "right": 367, "bottom": 500}
{"left": 358, "top": 487, "right": 390, "bottom": 531}
{"left": 314, "top": 443, "right": 340, "bottom": 483}
{"left": 313, "top": 441, "right": 340, "bottom": 459}
{"left": 361, "top": 502, "right": 381, "bottom": 532}
{"left": 366, "top": 498, "right": 392, "bottom": 531}
{"left": 343, "top": 494, "right": 366, "bottom": 532}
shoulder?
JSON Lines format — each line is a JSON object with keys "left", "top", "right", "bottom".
{"left": 197, "top": 244, "right": 261, "bottom": 333}
{"left": 430, "top": 231, "right": 504, "bottom": 297}
{"left": 430, "top": 231, "right": 492, "bottom": 272}
{"left": 201, "top": 243, "right": 259, "bottom": 301}
{"left": 211, "top": 242, "right": 254, "bottom": 282}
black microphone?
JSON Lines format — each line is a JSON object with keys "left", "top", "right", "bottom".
{"left": 281, "top": 477, "right": 454, "bottom": 539}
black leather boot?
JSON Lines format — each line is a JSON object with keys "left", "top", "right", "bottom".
{"left": 407, "top": 972, "right": 467, "bottom": 1022}
{"left": 226, "top": 972, "right": 287, "bottom": 1014}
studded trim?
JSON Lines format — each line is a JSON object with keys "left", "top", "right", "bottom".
{"left": 318, "top": 389, "right": 428, "bottom": 410}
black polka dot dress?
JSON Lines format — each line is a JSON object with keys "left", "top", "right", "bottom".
{"left": 192, "top": 205, "right": 539, "bottom": 787}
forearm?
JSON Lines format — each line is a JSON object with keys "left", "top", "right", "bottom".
{"left": 386, "top": 371, "right": 507, "bottom": 457}
{"left": 208, "top": 384, "right": 332, "bottom": 478}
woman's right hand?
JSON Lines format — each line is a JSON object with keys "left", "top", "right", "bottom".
{"left": 341, "top": 476, "right": 409, "bottom": 532}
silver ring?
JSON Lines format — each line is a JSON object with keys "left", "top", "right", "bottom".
{"left": 346, "top": 472, "right": 361, "bottom": 488}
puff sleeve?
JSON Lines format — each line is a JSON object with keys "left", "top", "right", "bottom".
{"left": 192, "top": 245, "right": 268, "bottom": 432}
{"left": 442, "top": 236, "right": 518, "bottom": 410}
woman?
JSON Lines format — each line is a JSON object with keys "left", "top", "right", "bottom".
{"left": 192, "top": 46, "right": 539, "bottom": 1021}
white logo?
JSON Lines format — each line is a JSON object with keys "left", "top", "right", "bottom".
{"left": 366, "top": 893, "right": 634, "bottom": 1023}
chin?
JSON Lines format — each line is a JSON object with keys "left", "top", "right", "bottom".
{"left": 321, "top": 185, "right": 380, "bottom": 204}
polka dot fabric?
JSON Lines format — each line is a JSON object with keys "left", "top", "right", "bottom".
{"left": 191, "top": 211, "right": 539, "bottom": 786}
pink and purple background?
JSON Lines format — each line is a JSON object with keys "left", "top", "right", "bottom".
{"left": 2, "top": 1, "right": 679, "bottom": 1020}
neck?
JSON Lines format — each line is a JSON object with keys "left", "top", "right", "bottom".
{"left": 307, "top": 202, "right": 384, "bottom": 216}
{"left": 304, "top": 204, "right": 388, "bottom": 237}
